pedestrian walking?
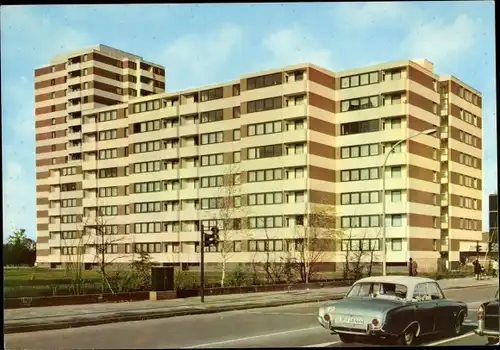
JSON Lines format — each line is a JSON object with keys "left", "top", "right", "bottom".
{"left": 492, "top": 259, "right": 498, "bottom": 277}
{"left": 473, "top": 259, "right": 481, "bottom": 280}
{"left": 408, "top": 258, "right": 418, "bottom": 276}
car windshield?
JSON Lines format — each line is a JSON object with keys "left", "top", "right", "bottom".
{"left": 347, "top": 282, "right": 408, "bottom": 300}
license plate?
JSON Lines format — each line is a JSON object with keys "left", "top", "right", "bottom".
{"left": 340, "top": 315, "right": 363, "bottom": 324}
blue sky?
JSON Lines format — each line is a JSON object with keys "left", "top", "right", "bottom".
{"left": 1, "top": 2, "right": 496, "bottom": 241}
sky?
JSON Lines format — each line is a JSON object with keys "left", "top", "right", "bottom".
{"left": 1, "top": 2, "right": 496, "bottom": 241}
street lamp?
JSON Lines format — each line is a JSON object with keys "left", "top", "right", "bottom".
{"left": 381, "top": 127, "right": 438, "bottom": 276}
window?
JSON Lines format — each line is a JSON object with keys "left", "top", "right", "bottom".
{"left": 99, "top": 167, "right": 118, "bottom": 179}
{"left": 200, "top": 132, "right": 224, "bottom": 145}
{"left": 340, "top": 72, "right": 379, "bottom": 89}
{"left": 389, "top": 214, "right": 403, "bottom": 227}
{"left": 98, "top": 148, "right": 118, "bottom": 160}
{"left": 61, "top": 167, "right": 77, "bottom": 176}
{"left": 131, "top": 100, "right": 162, "bottom": 114}
{"left": 233, "top": 106, "right": 241, "bottom": 118}
{"left": 247, "top": 168, "right": 282, "bottom": 182}
{"left": 98, "top": 111, "right": 117, "bottom": 122}
{"left": 99, "top": 187, "right": 118, "bottom": 197}
{"left": 391, "top": 190, "right": 402, "bottom": 202}
{"left": 391, "top": 166, "right": 402, "bottom": 178}
{"left": 341, "top": 96, "right": 380, "bottom": 112}
{"left": 341, "top": 167, "right": 379, "bottom": 182}
{"left": 134, "top": 181, "right": 162, "bottom": 193}
{"left": 341, "top": 119, "right": 379, "bottom": 135}
{"left": 341, "top": 239, "right": 380, "bottom": 251}
{"left": 61, "top": 199, "right": 77, "bottom": 207}
{"left": 247, "top": 97, "right": 282, "bottom": 113}
{"left": 247, "top": 73, "right": 282, "bottom": 90}
{"left": 200, "top": 109, "right": 223, "bottom": 124}
{"left": 200, "top": 87, "right": 223, "bottom": 102}
{"left": 341, "top": 215, "right": 381, "bottom": 228}
{"left": 233, "top": 129, "right": 241, "bottom": 141}
{"left": 98, "top": 206, "right": 118, "bottom": 216}
{"left": 340, "top": 143, "right": 379, "bottom": 159}
{"left": 247, "top": 121, "right": 282, "bottom": 136}
{"left": 134, "top": 202, "right": 161, "bottom": 213}
{"left": 200, "top": 176, "right": 224, "bottom": 188}
{"left": 248, "top": 192, "right": 283, "bottom": 206}
{"left": 200, "top": 153, "right": 224, "bottom": 167}
{"left": 133, "top": 161, "right": 161, "bottom": 173}
{"left": 248, "top": 216, "right": 283, "bottom": 229}
{"left": 233, "top": 151, "right": 240, "bottom": 163}
{"left": 247, "top": 144, "right": 282, "bottom": 159}
{"left": 133, "top": 141, "right": 161, "bottom": 153}
{"left": 99, "top": 129, "right": 117, "bottom": 141}
{"left": 341, "top": 191, "right": 380, "bottom": 205}
{"left": 391, "top": 238, "right": 402, "bottom": 251}
{"left": 133, "top": 120, "right": 161, "bottom": 133}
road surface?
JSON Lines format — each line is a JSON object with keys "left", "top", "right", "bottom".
{"left": 5, "top": 285, "right": 498, "bottom": 349}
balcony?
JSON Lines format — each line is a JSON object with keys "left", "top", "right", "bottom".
{"left": 68, "top": 117, "right": 82, "bottom": 127}
{"left": 68, "top": 131, "right": 82, "bottom": 141}
{"left": 67, "top": 89, "right": 83, "bottom": 100}
{"left": 67, "top": 103, "right": 83, "bottom": 114}
{"left": 440, "top": 219, "right": 449, "bottom": 230}
{"left": 440, "top": 126, "right": 448, "bottom": 139}
{"left": 440, "top": 150, "right": 448, "bottom": 162}
{"left": 440, "top": 197, "right": 448, "bottom": 206}
{"left": 440, "top": 172, "right": 448, "bottom": 184}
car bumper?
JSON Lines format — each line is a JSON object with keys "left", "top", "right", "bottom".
{"left": 474, "top": 321, "right": 500, "bottom": 337}
{"left": 318, "top": 316, "right": 392, "bottom": 337}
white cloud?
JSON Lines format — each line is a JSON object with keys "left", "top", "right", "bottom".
{"left": 260, "top": 25, "right": 333, "bottom": 70}
{"left": 2, "top": 161, "right": 35, "bottom": 239}
{"left": 334, "top": 2, "right": 416, "bottom": 32}
{"left": 157, "top": 23, "right": 243, "bottom": 90}
{"left": 399, "top": 13, "right": 481, "bottom": 68}
{"left": 0, "top": 5, "right": 93, "bottom": 60}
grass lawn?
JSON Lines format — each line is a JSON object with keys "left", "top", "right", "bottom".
{"left": 4, "top": 267, "right": 101, "bottom": 281}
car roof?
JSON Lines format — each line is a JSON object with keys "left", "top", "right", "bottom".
{"left": 353, "top": 276, "right": 437, "bottom": 290}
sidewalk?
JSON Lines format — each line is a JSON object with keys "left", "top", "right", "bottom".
{"left": 4, "top": 277, "right": 498, "bottom": 334}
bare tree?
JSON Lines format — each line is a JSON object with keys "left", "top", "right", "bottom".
{"left": 261, "top": 228, "right": 288, "bottom": 284}
{"left": 59, "top": 214, "right": 94, "bottom": 295}
{"left": 212, "top": 164, "right": 250, "bottom": 287}
{"left": 340, "top": 228, "right": 380, "bottom": 280}
{"left": 83, "top": 207, "right": 126, "bottom": 294}
{"left": 292, "top": 202, "right": 341, "bottom": 284}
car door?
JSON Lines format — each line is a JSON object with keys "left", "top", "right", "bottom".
{"left": 427, "top": 281, "right": 453, "bottom": 332}
{"left": 412, "top": 283, "right": 438, "bottom": 335}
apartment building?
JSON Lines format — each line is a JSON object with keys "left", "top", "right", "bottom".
{"left": 35, "top": 51, "right": 483, "bottom": 271}
{"left": 35, "top": 45, "right": 166, "bottom": 264}
{"left": 489, "top": 193, "right": 498, "bottom": 252}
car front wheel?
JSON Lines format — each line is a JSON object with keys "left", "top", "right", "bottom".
{"left": 487, "top": 337, "right": 499, "bottom": 345}
{"left": 397, "top": 326, "right": 418, "bottom": 346}
{"left": 338, "top": 334, "right": 355, "bottom": 343}
{"left": 450, "top": 314, "right": 464, "bottom": 336}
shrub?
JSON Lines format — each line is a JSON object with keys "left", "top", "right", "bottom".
{"left": 174, "top": 270, "right": 200, "bottom": 290}
{"left": 226, "top": 264, "right": 253, "bottom": 286}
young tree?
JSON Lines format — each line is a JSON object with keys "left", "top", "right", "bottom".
{"left": 211, "top": 164, "right": 250, "bottom": 287}
{"left": 261, "top": 228, "right": 288, "bottom": 284}
{"left": 61, "top": 219, "right": 92, "bottom": 295}
{"left": 84, "top": 208, "right": 126, "bottom": 293}
{"left": 293, "top": 202, "right": 341, "bottom": 284}
{"left": 340, "top": 228, "right": 380, "bottom": 280}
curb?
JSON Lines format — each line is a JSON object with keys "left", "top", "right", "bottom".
{"left": 4, "top": 282, "right": 496, "bottom": 334}
{"left": 3, "top": 294, "right": 344, "bottom": 334}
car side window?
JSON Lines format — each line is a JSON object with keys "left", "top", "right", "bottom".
{"left": 413, "top": 283, "right": 431, "bottom": 302}
{"left": 426, "top": 282, "right": 444, "bottom": 300}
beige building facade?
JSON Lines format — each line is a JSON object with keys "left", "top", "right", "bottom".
{"left": 34, "top": 46, "right": 483, "bottom": 271}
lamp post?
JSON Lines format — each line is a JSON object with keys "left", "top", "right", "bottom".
{"left": 381, "top": 128, "right": 438, "bottom": 276}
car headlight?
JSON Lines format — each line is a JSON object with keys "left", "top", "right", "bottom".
{"left": 478, "top": 305, "right": 485, "bottom": 321}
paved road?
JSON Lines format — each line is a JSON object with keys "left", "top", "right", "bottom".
{"left": 5, "top": 285, "right": 497, "bottom": 349}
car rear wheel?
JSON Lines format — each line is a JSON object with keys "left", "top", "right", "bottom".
{"left": 338, "top": 334, "right": 355, "bottom": 343}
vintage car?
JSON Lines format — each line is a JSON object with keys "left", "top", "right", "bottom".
{"left": 318, "top": 276, "right": 468, "bottom": 345}
{"left": 474, "top": 288, "right": 499, "bottom": 345}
